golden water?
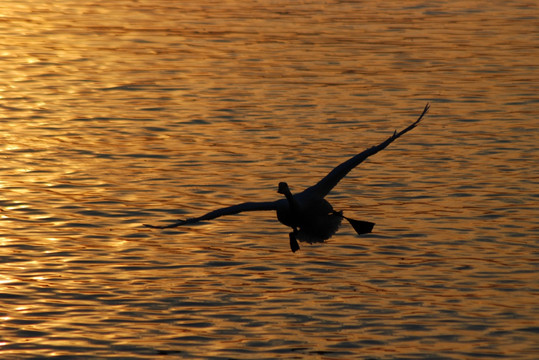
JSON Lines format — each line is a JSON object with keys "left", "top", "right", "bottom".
{"left": 1, "top": 1, "right": 537, "bottom": 359}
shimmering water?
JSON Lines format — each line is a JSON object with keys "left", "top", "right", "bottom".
{"left": 1, "top": 1, "right": 538, "bottom": 359}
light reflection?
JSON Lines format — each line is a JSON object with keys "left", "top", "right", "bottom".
{"left": 0, "top": 276, "right": 17, "bottom": 285}
{"left": 2, "top": 145, "right": 20, "bottom": 151}
{"left": 0, "top": 0, "right": 535, "bottom": 358}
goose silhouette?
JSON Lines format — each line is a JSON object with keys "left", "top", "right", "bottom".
{"left": 145, "top": 103, "right": 429, "bottom": 252}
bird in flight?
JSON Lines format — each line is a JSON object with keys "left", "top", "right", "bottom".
{"left": 145, "top": 103, "right": 430, "bottom": 252}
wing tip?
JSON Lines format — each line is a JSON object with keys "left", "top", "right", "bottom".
{"left": 143, "top": 220, "right": 187, "bottom": 229}
{"left": 421, "top": 102, "right": 430, "bottom": 118}
{"left": 411, "top": 102, "right": 430, "bottom": 127}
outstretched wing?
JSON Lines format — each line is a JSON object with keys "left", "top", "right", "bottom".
{"left": 304, "top": 103, "right": 429, "bottom": 198}
{"left": 144, "top": 200, "right": 283, "bottom": 229}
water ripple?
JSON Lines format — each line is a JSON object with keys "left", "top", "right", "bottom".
{"left": 0, "top": 0, "right": 537, "bottom": 359}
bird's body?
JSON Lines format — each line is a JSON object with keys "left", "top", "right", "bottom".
{"left": 275, "top": 192, "right": 341, "bottom": 244}
{"left": 145, "top": 104, "right": 430, "bottom": 252}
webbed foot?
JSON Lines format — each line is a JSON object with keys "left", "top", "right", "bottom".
{"left": 289, "top": 231, "right": 300, "bottom": 252}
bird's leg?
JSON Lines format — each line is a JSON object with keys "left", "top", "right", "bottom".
{"left": 346, "top": 218, "right": 375, "bottom": 235}
{"left": 332, "top": 211, "right": 375, "bottom": 235}
{"left": 289, "top": 228, "right": 300, "bottom": 252}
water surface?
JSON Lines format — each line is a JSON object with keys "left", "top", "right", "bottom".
{"left": 1, "top": 1, "right": 538, "bottom": 359}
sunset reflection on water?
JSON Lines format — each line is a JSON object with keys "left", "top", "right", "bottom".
{"left": 0, "top": 0, "right": 537, "bottom": 359}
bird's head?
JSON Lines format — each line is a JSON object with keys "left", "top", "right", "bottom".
{"left": 277, "top": 182, "right": 290, "bottom": 195}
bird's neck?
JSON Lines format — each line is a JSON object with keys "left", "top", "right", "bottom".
{"left": 283, "top": 190, "right": 299, "bottom": 214}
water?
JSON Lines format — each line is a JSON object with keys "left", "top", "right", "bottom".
{"left": 1, "top": 1, "right": 538, "bottom": 359}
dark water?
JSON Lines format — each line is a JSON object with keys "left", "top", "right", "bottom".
{"left": 1, "top": 1, "right": 538, "bottom": 359}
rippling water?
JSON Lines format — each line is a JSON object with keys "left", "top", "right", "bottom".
{"left": 1, "top": 1, "right": 538, "bottom": 359}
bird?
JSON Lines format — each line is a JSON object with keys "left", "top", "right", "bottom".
{"left": 145, "top": 103, "right": 430, "bottom": 252}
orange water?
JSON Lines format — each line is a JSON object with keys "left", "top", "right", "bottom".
{"left": 1, "top": 1, "right": 537, "bottom": 359}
